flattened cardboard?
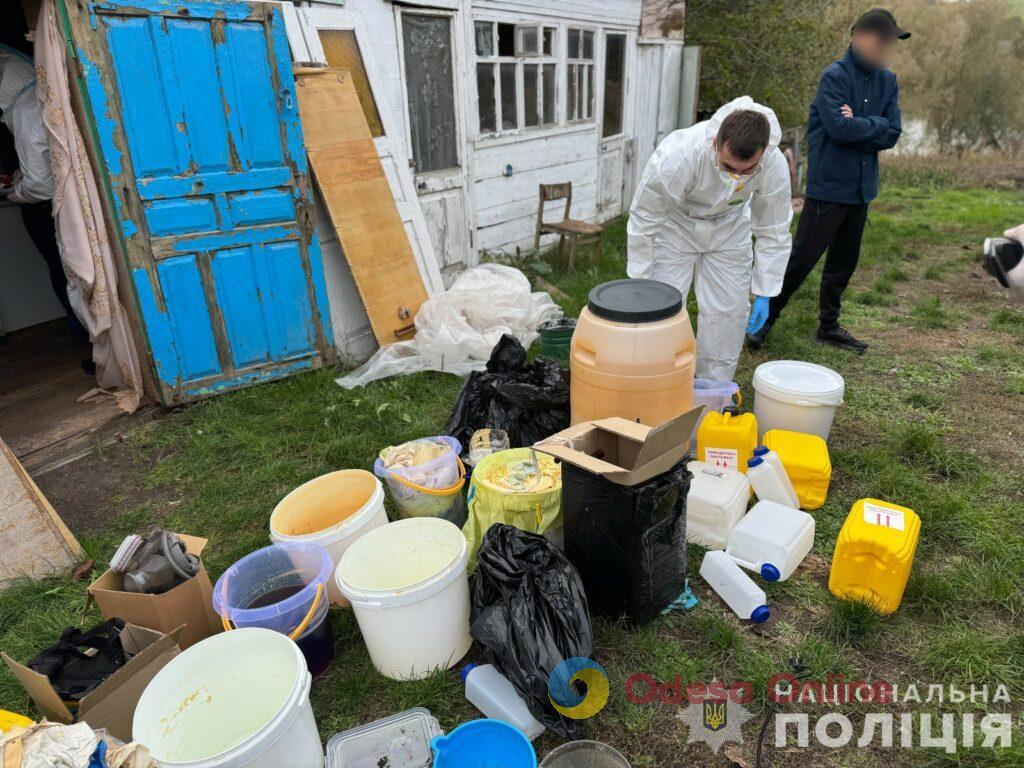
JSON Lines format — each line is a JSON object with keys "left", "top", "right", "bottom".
{"left": 2, "top": 624, "right": 183, "bottom": 742}
{"left": 88, "top": 534, "right": 220, "bottom": 649}
{"left": 536, "top": 407, "right": 703, "bottom": 486}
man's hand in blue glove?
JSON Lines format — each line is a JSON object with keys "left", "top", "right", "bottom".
{"left": 746, "top": 296, "right": 770, "bottom": 334}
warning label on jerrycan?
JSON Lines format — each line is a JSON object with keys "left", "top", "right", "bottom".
{"left": 862, "top": 502, "right": 905, "bottom": 531}
{"left": 705, "top": 447, "right": 739, "bottom": 471}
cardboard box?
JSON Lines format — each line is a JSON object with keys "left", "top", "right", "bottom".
{"left": 88, "top": 534, "right": 221, "bottom": 649}
{"left": 2, "top": 624, "right": 182, "bottom": 742}
{"left": 535, "top": 408, "right": 703, "bottom": 485}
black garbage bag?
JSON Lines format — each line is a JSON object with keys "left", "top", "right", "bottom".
{"left": 471, "top": 524, "right": 593, "bottom": 739}
{"left": 445, "top": 334, "right": 569, "bottom": 449}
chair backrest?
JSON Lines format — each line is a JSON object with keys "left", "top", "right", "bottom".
{"left": 537, "top": 182, "right": 573, "bottom": 225}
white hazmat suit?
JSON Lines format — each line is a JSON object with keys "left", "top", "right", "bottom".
{"left": 0, "top": 44, "right": 53, "bottom": 204}
{"left": 627, "top": 96, "right": 793, "bottom": 382}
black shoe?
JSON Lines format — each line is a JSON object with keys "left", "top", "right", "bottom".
{"left": 745, "top": 320, "right": 774, "bottom": 349}
{"left": 815, "top": 325, "right": 868, "bottom": 352}
{"left": 81, "top": 358, "right": 97, "bottom": 376}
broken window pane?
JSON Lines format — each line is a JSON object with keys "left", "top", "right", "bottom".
{"left": 543, "top": 27, "right": 554, "bottom": 56}
{"left": 524, "top": 64, "right": 539, "bottom": 127}
{"left": 583, "top": 30, "right": 594, "bottom": 59}
{"left": 568, "top": 28, "right": 580, "bottom": 58}
{"left": 402, "top": 13, "right": 458, "bottom": 172}
{"left": 500, "top": 62, "right": 517, "bottom": 130}
{"left": 542, "top": 63, "right": 556, "bottom": 125}
{"left": 602, "top": 34, "right": 626, "bottom": 137}
{"left": 497, "top": 23, "right": 515, "bottom": 57}
{"left": 477, "top": 63, "right": 496, "bottom": 133}
{"left": 517, "top": 25, "right": 539, "bottom": 56}
{"left": 318, "top": 29, "right": 385, "bottom": 138}
{"left": 475, "top": 21, "right": 493, "bottom": 56}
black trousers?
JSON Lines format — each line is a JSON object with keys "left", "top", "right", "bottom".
{"left": 20, "top": 200, "right": 87, "bottom": 338}
{"left": 769, "top": 197, "right": 870, "bottom": 329}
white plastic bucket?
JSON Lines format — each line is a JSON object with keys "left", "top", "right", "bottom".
{"left": 752, "top": 361, "right": 845, "bottom": 441}
{"left": 335, "top": 517, "right": 472, "bottom": 680}
{"left": 133, "top": 628, "right": 323, "bottom": 768}
{"left": 270, "top": 470, "right": 388, "bottom": 605}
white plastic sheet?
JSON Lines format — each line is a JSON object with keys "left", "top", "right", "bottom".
{"left": 337, "top": 264, "right": 561, "bottom": 389}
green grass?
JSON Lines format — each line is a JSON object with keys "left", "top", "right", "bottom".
{"left": 3, "top": 182, "right": 1024, "bottom": 764}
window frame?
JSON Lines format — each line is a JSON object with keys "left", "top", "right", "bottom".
{"left": 474, "top": 19, "right": 560, "bottom": 139}
{"left": 565, "top": 26, "right": 597, "bottom": 124}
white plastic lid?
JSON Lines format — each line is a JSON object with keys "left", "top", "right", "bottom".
{"left": 325, "top": 708, "right": 442, "bottom": 768}
{"left": 752, "top": 360, "right": 845, "bottom": 407}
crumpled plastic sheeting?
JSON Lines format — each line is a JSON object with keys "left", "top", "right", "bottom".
{"left": 337, "top": 264, "right": 562, "bottom": 389}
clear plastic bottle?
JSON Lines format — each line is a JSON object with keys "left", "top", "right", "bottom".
{"left": 461, "top": 663, "right": 545, "bottom": 740}
{"left": 746, "top": 455, "right": 799, "bottom": 507}
{"left": 699, "top": 550, "right": 770, "bottom": 623}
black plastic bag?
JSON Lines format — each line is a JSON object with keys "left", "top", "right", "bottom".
{"left": 445, "top": 335, "right": 569, "bottom": 449}
{"left": 471, "top": 524, "right": 593, "bottom": 739}
{"left": 561, "top": 460, "right": 690, "bottom": 625}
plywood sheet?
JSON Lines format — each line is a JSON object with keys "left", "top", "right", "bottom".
{"left": 0, "top": 437, "right": 84, "bottom": 586}
{"left": 295, "top": 67, "right": 428, "bottom": 344}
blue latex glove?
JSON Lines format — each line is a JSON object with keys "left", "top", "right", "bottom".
{"left": 746, "top": 295, "right": 770, "bottom": 334}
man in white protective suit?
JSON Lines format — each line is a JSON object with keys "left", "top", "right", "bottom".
{"left": 627, "top": 96, "right": 793, "bottom": 383}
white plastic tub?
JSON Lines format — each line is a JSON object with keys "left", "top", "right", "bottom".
{"left": 335, "top": 517, "right": 472, "bottom": 680}
{"left": 752, "top": 361, "right": 845, "bottom": 441}
{"left": 133, "top": 628, "right": 323, "bottom": 768}
{"left": 270, "top": 470, "right": 388, "bottom": 605}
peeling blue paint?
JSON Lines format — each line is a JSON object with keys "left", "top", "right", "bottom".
{"left": 182, "top": 358, "right": 315, "bottom": 398}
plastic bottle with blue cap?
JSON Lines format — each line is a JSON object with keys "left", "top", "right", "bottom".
{"left": 746, "top": 453, "right": 800, "bottom": 508}
{"left": 461, "top": 663, "right": 545, "bottom": 741}
{"left": 699, "top": 550, "right": 770, "bottom": 623}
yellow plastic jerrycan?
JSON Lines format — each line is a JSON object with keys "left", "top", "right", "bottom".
{"left": 696, "top": 409, "right": 759, "bottom": 474}
{"left": 762, "top": 429, "right": 832, "bottom": 510}
{"left": 829, "top": 499, "right": 921, "bottom": 615}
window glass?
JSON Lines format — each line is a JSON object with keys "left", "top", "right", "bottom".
{"left": 567, "top": 64, "right": 577, "bottom": 121}
{"left": 500, "top": 63, "right": 517, "bottom": 130}
{"left": 542, "top": 27, "right": 554, "bottom": 55}
{"left": 542, "top": 63, "right": 556, "bottom": 125}
{"left": 477, "top": 63, "right": 496, "bottom": 133}
{"left": 524, "top": 64, "right": 539, "bottom": 127}
{"left": 568, "top": 28, "right": 580, "bottom": 58}
{"left": 474, "top": 21, "right": 493, "bottom": 56}
{"left": 602, "top": 33, "right": 626, "bottom": 137}
{"left": 582, "top": 30, "right": 594, "bottom": 59}
{"left": 517, "top": 25, "right": 539, "bottom": 56}
{"left": 402, "top": 13, "right": 458, "bottom": 172}
{"left": 318, "top": 30, "right": 385, "bottom": 138}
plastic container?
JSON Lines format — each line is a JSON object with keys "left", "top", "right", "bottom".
{"left": 540, "top": 741, "right": 631, "bottom": 768}
{"left": 570, "top": 279, "right": 695, "bottom": 427}
{"left": 699, "top": 550, "right": 770, "bottom": 623}
{"left": 830, "top": 499, "right": 921, "bottom": 615}
{"left": 335, "top": 517, "right": 472, "bottom": 680}
{"left": 538, "top": 317, "right": 576, "bottom": 365}
{"left": 685, "top": 461, "right": 750, "bottom": 550}
{"left": 690, "top": 379, "right": 741, "bottom": 444}
{"left": 326, "top": 708, "right": 441, "bottom": 768}
{"left": 133, "top": 628, "right": 323, "bottom": 768}
{"left": 431, "top": 719, "right": 536, "bottom": 768}
{"left": 746, "top": 456, "right": 800, "bottom": 508}
{"left": 466, "top": 429, "right": 510, "bottom": 468}
{"left": 761, "top": 430, "right": 832, "bottom": 510}
{"left": 726, "top": 501, "right": 815, "bottom": 583}
{"left": 374, "top": 437, "right": 466, "bottom": 522}
{"left": 213, "top": 543, "right": 335, "bottom": 679}
{"left": 270, "top": 470, "right": 388, "bottom": 605}
{"left": 696, "top": 409, "right": 759, "bottom": 473}
{"left": 752, "top": 361, "right": 845, "bottom": 441}
{"left": 461, "top": 663, "right": 545, "bottom": 741}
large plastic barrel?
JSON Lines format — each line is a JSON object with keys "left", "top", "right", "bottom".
{"left": 570, "top": 279, "right": 695, "bottom": 427}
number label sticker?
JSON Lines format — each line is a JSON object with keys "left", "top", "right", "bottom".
{"left": 862, "top": 502, "right": 905, "bottom": 531}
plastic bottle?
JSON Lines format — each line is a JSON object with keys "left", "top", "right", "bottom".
{"left": 746, "top": 455, "right": 799, "bottom": 507}
{"left": 461, "top": 663, "right": 545, "bottom": 741}
{"left": 699, "top": 550, "right": 770, "bottom": 623}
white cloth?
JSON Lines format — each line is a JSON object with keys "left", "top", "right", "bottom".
{"left": 627, "top": 95, "right": 793, "bottom": 381}
{"left": 0, "top": 44, "right": 53, "bottom": 203}
{"left": 337, "top": 264, "right": 561, "bottom": 388}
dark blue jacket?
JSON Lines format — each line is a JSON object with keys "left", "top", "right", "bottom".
{"left": 805, "top": 47, "right": 902, "bottom": 205}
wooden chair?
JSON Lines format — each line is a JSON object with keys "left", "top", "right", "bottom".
{"left": 534, "top": 183, "right": 603, "bottom": 272}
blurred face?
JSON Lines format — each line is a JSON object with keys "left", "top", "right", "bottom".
{"left": 713, "top": 138, "right": 764, "bottom": 178}
{"left": 851, "top": 29, "right": 896, "bottom": 68}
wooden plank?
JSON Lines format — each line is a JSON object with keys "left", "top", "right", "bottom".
{"left": 295, "top": 67, "right": 428, "bottom": 345}
{"left": 0, "top": 438, "right": 84, "bottom": 586}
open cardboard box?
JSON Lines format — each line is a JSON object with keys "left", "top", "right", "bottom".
{"left": 535, "top": 407, "right": 703, "bottom": 485}
{"left": 2, "top": 624, "right": 183, "bottom": 742}
{"left": 88, "top": 534, "right": 221, "bottom": 649}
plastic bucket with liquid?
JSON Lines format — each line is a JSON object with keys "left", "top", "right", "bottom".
{"left": 374, "top": 437, "right": 466, "bottom": 523}
{"left": 431, "top": 719, "right": 536, "bottom": 768}
{"left": 335, "top": 517, "right": 471, "bottom": 680}
{"left": 213, "top": 543, "right": 335, "bottom": 679}
{"left": 752, "top": 361, "right": 845, "bottom": 441}
{"left": 540, "top": 741, "right": 631, "bottom": 768}
{"left": 270, "top": 469, "right": 388, "bottom": 605}
{"left": 133, "top": 628, "right": 323, "bottom": 768}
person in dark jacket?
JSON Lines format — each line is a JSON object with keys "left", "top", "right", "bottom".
{"left": 747, "top": 8, "right": 908, "bottom": 352}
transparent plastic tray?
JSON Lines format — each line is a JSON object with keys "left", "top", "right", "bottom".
{"left": 325, "top": 707, "right": 443, "bottom": 768}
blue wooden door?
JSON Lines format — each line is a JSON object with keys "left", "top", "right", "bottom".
{"left": 79, "top": 0, "right": 333, "bottom": 404}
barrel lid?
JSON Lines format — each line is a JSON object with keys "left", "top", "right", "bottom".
{"left": 753, "top": 360, "right": 845, "bottom": 407}
{"left": 588, "top": 279, "right": 682, "bottom": 323}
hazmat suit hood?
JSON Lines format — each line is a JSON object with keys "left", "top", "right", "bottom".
{"left": 705, "top": 95, "right": 783, "bottom": 155}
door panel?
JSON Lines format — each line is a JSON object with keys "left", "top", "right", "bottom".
{"left": 597, "top": 32, "right": 627, "bottom": 221}
{"left": 83, "top": 0, "right": 333, "bottom": 403}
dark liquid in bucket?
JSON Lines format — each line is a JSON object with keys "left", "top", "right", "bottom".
{"left": 247, "top": 585, "right": 335, "bottom": 680}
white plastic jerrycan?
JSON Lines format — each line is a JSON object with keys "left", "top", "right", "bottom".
{"left": 726, "top": 500, "right": 814, "bottom": 582}
{"left": 686, "top": 461, "right": 750, "bottom": 550}
{"left": 746, "top": 453, "right": 799, "bottom": 508}
{"left": 700, "top": 550, "right": 770, "bottom": 623}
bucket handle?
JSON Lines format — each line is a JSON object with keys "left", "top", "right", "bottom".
{"left": 387, "top": 456, "right": 467, "bottom": 496}
{"left": 220, "top": 582, "right": 325, "bottom": 641}
{"left": 733, "top": 390, "right": 743, "bottom": 409}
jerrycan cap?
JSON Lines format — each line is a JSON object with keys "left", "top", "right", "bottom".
{"left": 761, "top": 563, "right": 781, "bottom": 582}
{"left": 751, "top": 605, "right": 771, "bottom": 623}
{"left": 753, "top": 445, "right": 769, "bottom": 457}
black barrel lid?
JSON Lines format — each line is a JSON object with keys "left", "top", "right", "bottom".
{"left": 587, "top": 279, "right": 683, "bottom": 323}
